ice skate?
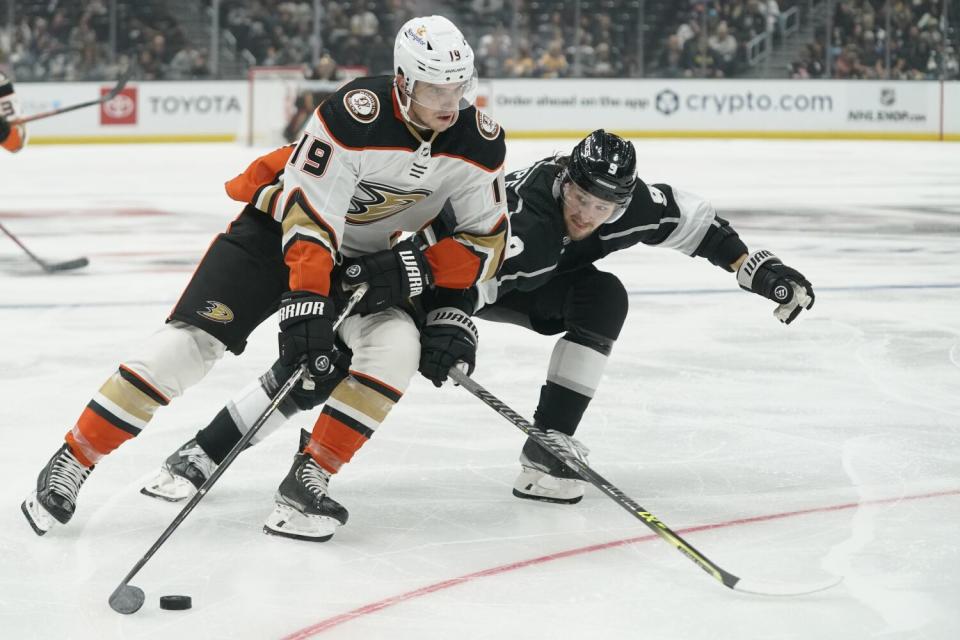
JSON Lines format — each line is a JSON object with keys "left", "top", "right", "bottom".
{"left": 263, "top": 453, "right": 348, "bottom": 542}
{"left": 21, "top": 443, "right": 94, "bottom": 535}
{"left": 512, "top": 431, "right": 589, "bottom": 505}
{"left": 141, "top": 437, "right": 217, "bottom": 502}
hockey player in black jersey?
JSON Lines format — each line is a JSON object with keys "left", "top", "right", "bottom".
{"left": 417, "top": 129, "right": 815, "bottom": 504}
{"left": 134, "top": 129, "right": 813, "bottom": 514}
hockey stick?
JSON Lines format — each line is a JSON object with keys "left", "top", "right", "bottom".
{"left": 0, "top": 221, "right": 89, "bottom": 272}
{"left": 108, "top": 283, "right": 368, "bottom": 615}
{"left": 448, "top": 368, "right": 843, "bottom": 597}
{"left": 10, "top": 71, "right": 130, "bottom": 126}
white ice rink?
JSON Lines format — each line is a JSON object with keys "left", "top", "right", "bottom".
{"left": 1, "top": 138, "right": 958, "bottom": 639}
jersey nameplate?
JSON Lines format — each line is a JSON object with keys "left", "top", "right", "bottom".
{"left": 344, "top": 89, "right": 380, "bottom": 124}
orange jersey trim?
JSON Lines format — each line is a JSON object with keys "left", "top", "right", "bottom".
{"left": 1, "top": 125, "right": 25, "bottom": 152}
{"left": 285, "top": 239, "right": 334, "bottom": 295}
{"left": 424, "top": 237, "right": 483, "bottom": 289}
{"left": 225, "top": 145, "right": 294, "bottom": 203}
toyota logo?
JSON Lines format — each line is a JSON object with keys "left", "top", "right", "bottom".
{"left": 104, "top": 94, "right": 135, "bottom": 119}
{"left": 655, "top": 89, "right": 680, "bottom": 116}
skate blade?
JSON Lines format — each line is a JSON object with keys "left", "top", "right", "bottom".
{"left": 21, "top": 495, "right": 55, "bottom": 536}
{"left": 140, "top": 471, "right": 196, "bottom": 502}
{"left": 262, "top": 504, "right": 339, "bottom": 542}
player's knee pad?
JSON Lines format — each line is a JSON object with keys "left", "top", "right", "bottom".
{"left": 343, "top": 308, "right": 420, "bottom": 393}
{"left": 122, "top": 321, "right": 227, "bottom": 400}
{"left": 565, "top": 270, "right": 628, "bottom": 345}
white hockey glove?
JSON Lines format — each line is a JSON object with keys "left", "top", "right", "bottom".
{"left": 736, "top": 250, "right": 815, "bottom": 324}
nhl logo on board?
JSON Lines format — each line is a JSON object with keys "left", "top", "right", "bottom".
{"left": 344, "top": 89, "right": 380, "bottom": 124}
{"left": 476, "top": 111, "right": 500, "bottom": 140}
{"left": 346, "top": 263, "right": 362, "bottom": 278}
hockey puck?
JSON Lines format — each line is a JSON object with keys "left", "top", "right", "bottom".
{"left": 159, "top": 595, "right": 192, "bottom": 610}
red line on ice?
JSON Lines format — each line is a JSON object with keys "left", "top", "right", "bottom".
{"left": 281, "top": 488, "right": 959, "bottom": 639}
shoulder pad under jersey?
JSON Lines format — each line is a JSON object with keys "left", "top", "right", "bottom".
{"left": 317, "top": 76, "right": 414, "bottom": 150}
{"left": 431, "top": 105, "right": 505, "bottom": 172}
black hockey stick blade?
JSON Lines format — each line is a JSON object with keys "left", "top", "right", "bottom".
{"left": 11, "top": 71, "right": 130, "bottom": 126}
{"left": 42, "top": 256, "right": 89, "bottom": 273}
{"left": 448, "top": 368, "right": 844, "bottom": 597}
{"left": 109, "top": 584, "right": 145, "bottom": 615}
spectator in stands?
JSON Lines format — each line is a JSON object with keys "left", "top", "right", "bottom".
{"left": 505, "top": 43, "right": 536, "bottom": 78}
{"left": 590, "top": 42, "right": 620, "bottom": 78}
{"left": 538, "top": 39, "right": 570, "bottom": 79}
{"left": 682, "top": 33, "right": 720, "bottom": 78}
{"left": 658, "top": 34, "right": 685, "bottom": 78}
{"left": 477, "top": 23, "right": 512, "bottom": 78}
{"left": 310, "top": 52, "right": 341, "bottom": 81}
{"left": 708, "top": 21, "right": 738, "bottom": 77}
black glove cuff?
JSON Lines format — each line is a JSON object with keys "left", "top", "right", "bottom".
{"left": 425, "top": 307, "right": 479, "bottom": 345}
{"left": 278, "top": 292, "right": 335, "bottom": 330}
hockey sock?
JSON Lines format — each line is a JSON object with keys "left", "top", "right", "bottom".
{"left": 305, "top": 373, "right": 402, "bottom": 473}
{"left": 67, "top": 365, "right": 170, "bottom": 467}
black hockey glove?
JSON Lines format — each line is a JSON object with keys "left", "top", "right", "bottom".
{"left": 0, "top": 115, "right": 10, "bottom": 144}
{"left": 737, "top": 250, "right": 815, "bottom": 324}
{"left": 277, "top": 292, "right": 338, "bottom": 377}
{"left": 419, "top": 307, "right": 479, "bottom": 387}
{"left": 341, "top": 239, "right": 433, "bottom": 315}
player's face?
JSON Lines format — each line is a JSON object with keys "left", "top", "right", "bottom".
{"left": 408, "top": 80, "right": 468, "bottom": 131}
{"left": 562, "top": 181, "right": 619, "bottom": 240}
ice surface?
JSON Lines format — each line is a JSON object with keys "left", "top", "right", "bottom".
{"left": 1, "top": 139, "right": 958, "bottom": 639}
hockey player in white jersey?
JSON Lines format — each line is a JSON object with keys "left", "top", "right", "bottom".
{"left": 0, "top": 71, "right": 27, "bottom": 153}
{"left": 22, "top": 16, "right": 508, "bottom": 542}
{"left": 415, "top": 129, "right": 815, "bottom": 504}
{"left": 138, "top": 129, "right": 813, "bottom": 517}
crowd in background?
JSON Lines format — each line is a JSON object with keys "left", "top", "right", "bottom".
{"left": 655, "top": 1, "right": 796, "bottom": 78}
{"left": 0, "top": 0, "right": 207, "bottom": 81}
{"left": 791, "top": 0, "right": 958, "bottom": 79}
{"left": 0, "top": 0, "right": 957, "bottom": 82}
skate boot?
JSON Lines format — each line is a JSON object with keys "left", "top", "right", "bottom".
{"left": 21, "top": 443, "right": 94, "bottom": 535}
{"left": 141, "top": 438, "right": 217, "bottom": 502}
{"left": 512, "top": 430, "right": 589, "bottom": 505}
{"left": 263, "top": 453, "right": 349, "bottom": 542}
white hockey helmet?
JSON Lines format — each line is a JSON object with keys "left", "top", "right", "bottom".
{"left": 394, "top": 15, "right": 478, "bottom": 113}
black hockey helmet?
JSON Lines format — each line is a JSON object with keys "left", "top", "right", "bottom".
{"left": 565, "top": 129, "right": 637, "bottom": 208}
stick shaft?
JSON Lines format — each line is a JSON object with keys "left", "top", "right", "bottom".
{"left": 111, "top": 284, "right": 367, "bottom": 594}
{"left": 10, "top": 73, "right": 129, "bottom": 126}
{"left": 448, "top": 368, "right": 741, "bottom": 589}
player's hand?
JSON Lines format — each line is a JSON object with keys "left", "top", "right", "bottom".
{"left": 419, "top": 307, "right": 478, "bottom": 387}
{"left": 737, "top": 250, "right": 815, "bottom": 324}
{"left": 277, "top": 292, "right": 338, "bottom": 376}
{"left": 342, "top": 239, "right": 433, "bottom": 314}
{"left": 0, "top": 115, "right": 10, "bottom": 144}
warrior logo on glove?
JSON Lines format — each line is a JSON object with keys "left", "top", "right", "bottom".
{"left": 737, "top": 249, "right": 814, "bottom": 324}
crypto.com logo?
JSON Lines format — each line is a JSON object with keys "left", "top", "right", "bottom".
{"left": 655, "top": 89, "right": 680, "bottom": 116}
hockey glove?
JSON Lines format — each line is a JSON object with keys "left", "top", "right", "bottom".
{"left": 737, "top": 250, "right": 815, "bottom": 324}
{"left": 277, "top": 292, "right": 338, "bottom": 377}
{"left": 341, "top": 239, "right": 433, "bottom": 315}
{"left": 419, "top": 307, "right": 479, "bottom": 387}
{"left": 0, "top": 115, "right": 10, "bottom": 144}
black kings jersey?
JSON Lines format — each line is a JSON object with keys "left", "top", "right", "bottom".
{"left": 435, "top": 155, "right": 748, "bottom": 311}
